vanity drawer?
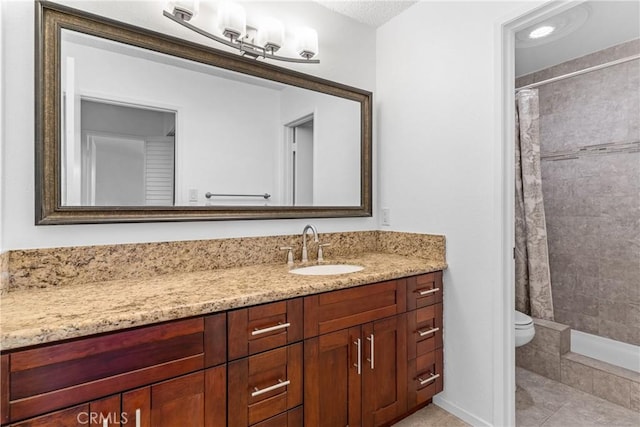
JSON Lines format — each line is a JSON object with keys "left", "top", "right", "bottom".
{"left": 304, "top": 279, "right": 407, "bottom": 338}
{"left": 407, "top": 304, "right": 443, "bottom": 359}
{"left": 407, "top": 272, "right": 443, "bottom": 310}
{"left": 251, "top": 406, "right": 303, "bottom": 427}
{"left": 408, "top": 350, "right": 443, "bottom": 408}
{"left": 6, "top": 314, "right": 226, "bottom": 423}
{"left": 228, "top": 343, "right": 303, "bottom": 427}
{"left": 228, "top": 299, "right": 303, "bottom": 360}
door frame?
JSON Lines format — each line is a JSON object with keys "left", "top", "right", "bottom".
{"left": 283, "top": 112, "right": 315, "bottom": 206}
{"left": 494, "top": 1, "right": 586, "bottom": 425}
{"left": 73, "top": 92, "right": 181, "bottom": 202}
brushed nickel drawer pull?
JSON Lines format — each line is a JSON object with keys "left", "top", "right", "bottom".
{"left": 252, "top": 322, "right": 291, "bottom": 336}
{"left": 416, "top": 287, "right": 440, "bottom": 296}
{"left": 417, "top": 373, "right": 440, "bottom": 385}
{"left": 251, "top": 379, "right": 290, "bottom": 397}
{"left": 354, "top": 338, "right": 362, "bottom": 375}
{"left": 417, "top": 327, "right": 440, "bottom": 337}
{"left": 366, "top": 334, "right": 375, "bottom": 370}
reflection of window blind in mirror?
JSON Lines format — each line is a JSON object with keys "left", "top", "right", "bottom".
{"left": 144, "top": 138, "right": 175, "bottom": 206}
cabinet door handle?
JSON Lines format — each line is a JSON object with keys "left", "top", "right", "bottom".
{"left": 417, "top": 327, "right": 440, "bottom": 337}
{"left": 353, "top": 338, "right": 361, "bottom": 375}
{"left": 103, "top": 419, "right": 108, "bottom": 427}
{"left": 251, "top": 322, "right": 290, "bottom": 336}
{"left": 251, "top": 379, "right": 290, "bottom": 397}
{"left": 416, "top": 287, "right": 440, "bottom": 296}
{"left": 135, "top": 408, "right": 141, "bottom": 427}
{"left": 417, "top": 373, "right": 440, "bottom": 385}
{"left": 366, "top": 334, "right": 374, "bottom": 370}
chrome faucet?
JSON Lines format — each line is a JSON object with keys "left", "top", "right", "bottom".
{"left": 301, "top": 224, "right": 319, "bottom": 263}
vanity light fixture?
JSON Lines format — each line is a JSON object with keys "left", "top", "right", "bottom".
{"left": 164, "top": 0, "right": 320, "bottom": 63}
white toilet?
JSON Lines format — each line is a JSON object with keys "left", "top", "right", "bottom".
{"left": 515, "top": 310, "right": 535, "bottom": 347}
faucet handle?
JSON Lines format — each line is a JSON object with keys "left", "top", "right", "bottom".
{"left": 280, "top": 246, "right": 294, "bottom": 266}
{"left": 317, "top": 243, "right": 331, "bottom": 262}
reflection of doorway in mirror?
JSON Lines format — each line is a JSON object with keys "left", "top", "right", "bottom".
{"left": 84, "top": 134, "right": 175, "bottom": 206}
{"left": 285, "top": 114, "right": 314, "bottom": 206}
{"left": 70, "top": 98, "right": 176, "bottom": 206}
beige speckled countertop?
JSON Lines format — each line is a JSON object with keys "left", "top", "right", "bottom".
{"left": 0, "top": 252, "right": 446, "bottom": 351}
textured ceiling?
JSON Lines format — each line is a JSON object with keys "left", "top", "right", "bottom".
{"left": 313, "top": 1, "right": 417, "bottom": 27}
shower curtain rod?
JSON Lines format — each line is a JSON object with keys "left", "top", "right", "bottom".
{"left": 515, "top": 53, "right": 640, "bottom": 91}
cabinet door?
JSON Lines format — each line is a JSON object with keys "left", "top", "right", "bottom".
{"left": 10, "top": 394, "right": 120, "bottom": 427}
{"left": 9, "top": 403, "right": 89, "bottom": 427}
{"left": 121, "top": 366, "right": 226, "bottom": 427}
{"left": 304, "top": 327, "right": 362, "bottom": 427}
{"left": 362, "top": 314, "right": 408, "bottom": 427}
{"left": 88, "top": 395, "right": 121, "bottom": 427}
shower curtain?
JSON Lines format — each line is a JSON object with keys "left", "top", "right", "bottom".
{"left": 515, "top": 89, "right": 554, "bottom": 321}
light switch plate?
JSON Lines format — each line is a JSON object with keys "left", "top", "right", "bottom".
{"left": 382, "top": 207, "right": 391, "bottom": 226}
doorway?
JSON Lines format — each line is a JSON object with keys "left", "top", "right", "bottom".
{"left": 284, "top": 114, "right": 314, "bottom": 206}
{"left": 74, "top": 99, "right": 176, "bottom": 206}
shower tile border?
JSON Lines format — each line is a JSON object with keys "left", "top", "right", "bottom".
{"left": 517, "top": 318, "right": 640, "bottom": 412}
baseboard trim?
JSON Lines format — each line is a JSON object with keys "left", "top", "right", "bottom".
{"left": 434, "top": 395, "right": 492, "bottom": 427}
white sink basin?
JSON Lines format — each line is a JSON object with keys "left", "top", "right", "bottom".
{"left": 289, "top": 264, "right": 364, "bottom": 276}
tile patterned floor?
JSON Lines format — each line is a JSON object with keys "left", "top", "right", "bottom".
{"left": 394, "top": 368, "right": 640, "bottom": 427}
{"left": 393, "top": 404, "right": 470, "bottom": 426}
{"left": 390, "top": 367, "right": 640, "bottom": 426}
{"left": 517, "top": 367, "right": 640, "bottom": 427}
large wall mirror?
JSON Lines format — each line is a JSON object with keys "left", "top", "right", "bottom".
{"left": 36, "top": 1, "right": 372, "bottom": 224}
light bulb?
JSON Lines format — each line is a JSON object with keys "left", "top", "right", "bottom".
{"left": 257, "top": 17, "right": 285, "bottom": 53}
{"left": 170, "top": 0, "right": 199, "bottom": 21}
{"left": 529, "top": 25, "right": 555, "bottom": 39}
{"left": 295, "top": 27, "right": 318, "bottom": 60}
{"left": 217, "top": 1, "right": 246, "bottom": 40}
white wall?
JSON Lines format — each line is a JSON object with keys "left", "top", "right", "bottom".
{"left": 280, "top": 86, "right": 361, "bottom": 206}
{"left": 1, "top": 0, "right": 376, "bottom": 250}
{"left": 63, "top": 38, "right": 282, "bottom": 205}
{"left": 377, "top": 1, "right": 538, "bottom": 425}
{"left": 0, "top": 0, "right": 5, "bottom": 253}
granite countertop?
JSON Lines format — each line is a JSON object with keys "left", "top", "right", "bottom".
{"left": 0, "top": 252, "right": 447, "bottom": 351}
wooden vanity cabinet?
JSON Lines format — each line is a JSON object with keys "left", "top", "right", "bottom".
{"left": 228, "top": 343, "right": 303, "bottom": 427}
{"left": 227, "top": 299, "right": 304, "bottom": 427}
{"left": 228, "top": 299, "right": 303, "bottom": 361}
{"left": 406, "top": 272, "right": 444, "bottom": 408}
{"left": 2, "top": 313, "right": 227, "bottom": 426}
{"left": 250, "top": 407, "right": 303, "bottom": 427}
{"left": 9, "top": 395, "right": 121, "bottom": 427}
{"left": 122, "top": 366, "right": 226, "bottom": 427}
{"left": 303, "top": 279, "right": 410, "bottom": 427}
{"left": 2, "top": 272, "right": 444, "bottom": 427}
{"left": 9, "top": 368, "right": 227, "bottom": 427}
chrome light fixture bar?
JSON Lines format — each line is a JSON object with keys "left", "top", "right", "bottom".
{"left": 163, "top": 1, "right": 320, "bottom": 64}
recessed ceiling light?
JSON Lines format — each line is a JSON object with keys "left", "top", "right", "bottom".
{"left": 516, "top": 4, "right": 590, "bottom": 49}
{"left": 529, "top": 25, "right": 555, "bottom": 39}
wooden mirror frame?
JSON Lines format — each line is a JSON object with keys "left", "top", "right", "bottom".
{"left": 35, "top": 1, "right": 372, "bottom": 224}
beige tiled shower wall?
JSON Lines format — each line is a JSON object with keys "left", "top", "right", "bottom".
{"left": 516, "top": 39, "right": 640, "bottom": 346}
